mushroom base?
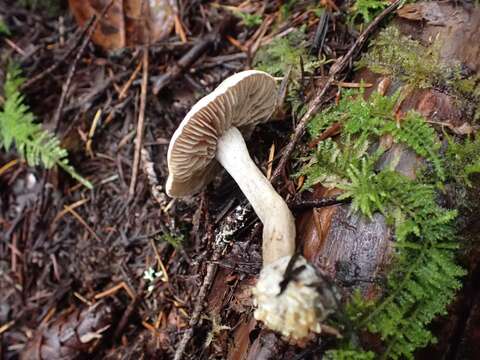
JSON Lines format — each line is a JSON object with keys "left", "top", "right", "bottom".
{"left": 252, "top": 255, "right": 335, "bottom": 340}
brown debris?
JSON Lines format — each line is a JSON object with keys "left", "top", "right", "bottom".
{"left": 20, "top": 302, "right": 112, "bottom": 360}
{"left": 68, "top": 0, "right": 176, "bottom": 50}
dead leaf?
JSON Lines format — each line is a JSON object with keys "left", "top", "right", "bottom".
{"left": 20, "top": 302, "right": 112, "bottom": 360}
{"left": 68, "top": 0, "right": 176, "bottom": 50}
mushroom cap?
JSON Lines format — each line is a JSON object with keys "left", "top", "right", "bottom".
{"left": 166, "top": 70, "right": 278, "bottom": 197}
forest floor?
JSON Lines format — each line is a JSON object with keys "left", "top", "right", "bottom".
{"left": 1, "top": 1, "right": 479, "bottom": 359}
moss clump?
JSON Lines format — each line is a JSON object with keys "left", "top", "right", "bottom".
{"left": 160, "top": 233, "right": 184, "bottom": 248}
{"left": 254, "top": 27, "right": 323, "bottom": 79}
{"left": 0, "top": 18, "right": 9, "bottom": 36}
{"left": 254, "top": 27, "right": 328, "bottom": 113}
{"left": 357, "top": 27, "right": 476, "bottom": 98}
{"left": 445, "top": 134, "right": 480, "bottom": 187}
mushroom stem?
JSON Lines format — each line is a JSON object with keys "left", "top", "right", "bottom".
{"left": 216, "top": 127, "right": 295, "bottom": 265}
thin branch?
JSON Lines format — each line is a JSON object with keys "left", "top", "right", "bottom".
{"left": 271, "top": 0, "right": 403, "bottom": 183}
{"left": 152, "top": 18, "right": 232, "bottom": 95}
{"left": 173, "top": 249, "right": 220, "bottom": 360}
{"left": 51, "top": 0, "right": 115, "bottom": 133}
{"left": 129, "top": 46, "right": 149, "bottom": 197}
{"left": 20, "top": 17, "right": 95, "bottom": 91}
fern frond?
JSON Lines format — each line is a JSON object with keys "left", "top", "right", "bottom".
{"left": 0, "top": 19, "right": 9, "bottom": 36}
{"left": 300, "top": 88, "right": 465, "bottom": 358}
{"left": 299, "top": 135, "right": 370, "bottom": 190}
{"left": 367, "top": 245, "right": 465, "bottom": 359}
{"left": 391, "top": 112, "right": 444, "bottom": 179}
{"left": 337, "top": 158, "right": 384, "bottom": 219}
{"left": 349, "top": 0, "right": 389, "bottom": 24}
{"left": 0, "top": 66, "right": 92, "bottom": 189}
{"left": 304, "top": 89, "right": 444, "bottom": 186}
{"left": 325, "top": 348, "right": 376, "bottom": 360}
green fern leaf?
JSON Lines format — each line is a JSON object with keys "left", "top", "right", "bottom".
{"left": 0, "top": 65, "right": 92, "bottom": 189}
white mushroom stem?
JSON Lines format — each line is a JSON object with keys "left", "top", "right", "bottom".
{"left": 216, "top": 127, "right": 296, "bottom": 265}
{"left": 217, "top": 126, "right": 333, "bottom": 340}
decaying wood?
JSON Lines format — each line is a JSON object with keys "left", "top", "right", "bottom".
{"left": 293, "top": 2, "right": 480, "bottom": 358}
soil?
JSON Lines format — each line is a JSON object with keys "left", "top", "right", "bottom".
{"left": 1, "top": 1, "right": 479, "bottom": 359}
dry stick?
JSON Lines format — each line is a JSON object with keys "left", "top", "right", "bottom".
{"left": 289, "top": 196, "right": 349, "bottom": 211}
{"left": 173, "top": 249, "right": 221, "bottom": 360}
{"left": 173, "top": 205, "right": 247, "bottom": 360}
{"left": 129, "top": 46, "right": 149, "bottom": 197}
{"left": 152, "top": 18, "right": 231, "bottom": 95}
{"left": 141, "top": 147, "right": 166, "bottom": 206}
{"left": 271, "top": 0, "right": 403, "bottom": 183}
{"left": 51, "top": 0, "right": 115, "bottom": 133}
{"left": 20, "top": 16, "right": 96, "bottom": 91}
{"left": 113, "top": 280, "right": 146, "bottom": 339}
{"left": 152, "top": 34, "right": 216, "bottom": 94}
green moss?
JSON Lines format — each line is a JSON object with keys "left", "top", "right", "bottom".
{"left": 232, "top": 11, "right": 263, "bottom": 28}
{"left": 279, "top": 0, "right": 298, "bottom": 21}
{"left": 254, "top": 27, "right": 320, "bottom": 78}
{"left": 0, "top": 18, "right": 9, "bottom": 36}
{"left": 159, "top": 233, "right": 184, "bottom": 248}
{"left": 349, "top": 0, "right": 390, "bottom": 24}
{"left": 299, "top": 88, "right": 470, "bottom": 359}
{"left": 445, "top": 134, "right": 480, "bottom": 187}
{"left": 358, "top": 27, "right": 471, "bottom": 96}
{"left": 359, "top": 26, "right": 480, "bottom": 123}
{"left": 325, "top": 348, "right": 376, "bottom": 360}
{"left": 254, "top": 27, "right": 329, "bottom": 114}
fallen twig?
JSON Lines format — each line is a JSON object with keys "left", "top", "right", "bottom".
{"left": 173, "top": 248, "right": 221, "bottom": 360}
{"left": 271, "top": 0, "right": 403, "bottom": 183}
{"left": 114, "top": 280, "right": 145, "bottom": 340}
{"left": 141, "top": 147, "right": 167, "bottom": 206}
{"left": 51, "top": 1, "right": 115, "bottom": 133}
{"left": 152, "top": 18, "right": 232, "bottom": 95}
{"left": 173, "top": 205, "right": 251, "bottom": 360}
{"left": 129, "top": 46, "right": 149, "bottom": 198}
{"left": 289, "top": 196, "right": 349, "bottom": 211}
{"left": 20, "top": 16, "right": 95, "bottom": 91}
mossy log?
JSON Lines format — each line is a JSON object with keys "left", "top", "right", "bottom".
{"left": 199, "top": 3, "right": 480, "bottom": 359}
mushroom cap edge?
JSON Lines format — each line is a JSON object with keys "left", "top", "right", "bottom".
{"left": 166, "top": 70, "right": 278, "bottom": 197}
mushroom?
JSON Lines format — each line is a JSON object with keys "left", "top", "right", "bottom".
{"left": 166, "top": 70, "right": 335, "bottom": 339}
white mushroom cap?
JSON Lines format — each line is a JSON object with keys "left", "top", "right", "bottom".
{"left": 166, "top": 70, "right": 277, "bottom": 197}
{"left": 253, "top": 255, "right": 337, "bottom": 340}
